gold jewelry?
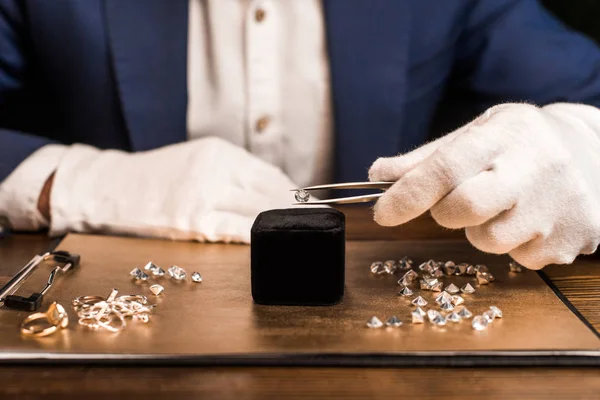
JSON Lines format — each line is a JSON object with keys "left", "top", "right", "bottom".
{"left": 20, "top": 302, "right": 68, "bottom": 338}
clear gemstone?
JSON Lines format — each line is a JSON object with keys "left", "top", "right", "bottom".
{"left": 440, "top": 301, "right": 455, "bottom": 311}
{"left": 397, "top": 277, "right": 411, "bottom": 286}
{"left": 144, "top": 262, "right": 158, "bottom": 271}
{"left": 384, "top": 260, "right": 399, "bottom": 274}
{"left": 435, "top": 291, "right": 452, "bottom": 305}
{"left": 370, "top": 261, "right": 387, "bottom": 275}
{"left": 411, "top": 310, "right": 425, "bottom": 324}
{"left": 476, "top": 271, "right": 494, "bottom": 285}
{"left": 445, "top": 283, "right": 460, "bottom": 294}
{"left": 419, "top": 280, "right": 430, "bottom": 290}
{"left": 509, "top": 261, "right": 523, "bottom": 273}
{"left": 450, "top": 295, "right": 465, "bottom": 306}
{"left": 472, "top": 315, "right": 489, "bottom": 331}
{"left": 411, "top": 296, "right": 428, "bottom": 307}
{"left": 455, "top": 263, "right": 468, "bottom": 275}
{"left": 130, "top": 267, "right": 142, "bottom": 277}
{"left": 366, "top": 316, "right": 383, "bottom": 328}
{"left": 294, "top": 190, "right": 310, "bottom": 203}
{"left": 475, "top": 264, "right": 489, "bottom": 273}
{"left": 490, "top": 306, "right": 503, "bottom": 318}
{"left": 432, "top": 269, "right": 444, "bottom": 278}
{"left": 168, "top": 265, "right": 187, "bottom": 281}
{"left": 432, "top": 315, "right": 447, "bottom": 326}
{"left": 385, "top": 316, "right": 403, "bottom": 327}
{"left": 397, "top": 286, "right": 414, "bottom": 297}
{"left": 446, "top": 312, "right": 461, "bottom": 322}
{"left": 457, "top": 307, "right": 473, "bottom": 319}
{"left": 466, "top": 265, "right": 477, "bottom": 275}
{"left": 418, "top": 262, "right": 433, "bottom": 275}
{"left": 483, "top": 310, "right": 496, "bottom": 323}
{"left": 191, "top": 272, "right": 203, "bottom": 283}
{"left": 414, "top": 306, "right": 426, "bottom": 317}
{"left": 401, "top": 270, "right": 419, "bottom": 282}
{"left": 134, "top": 270, "right": 149, "bottom": 281}
{"left": 427, "top": 309, "right": 442, "bottom": 322}
{"left": 149, "top": 284, "right": 164, "bottom": 296}
{"left": 430, "top": 281, "right": 443, "bottom": 292}
{"left": 423, "top": 277, "right": 438, "bottom": 286}
{"left": 461, "top": 283, "right": 476, "bottom": 294}
{"left": 153, "top": 267, "right": 166, "bottom": 277}
{"left": 398, "top": 256, "right": 414, "bottom": 271}
{"left": 442, "top": 261, "right": 457, "bottom": 276}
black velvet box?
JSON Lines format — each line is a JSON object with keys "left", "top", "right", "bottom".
{"left": 251, "top": 208, "right": 345, "bottom": 306}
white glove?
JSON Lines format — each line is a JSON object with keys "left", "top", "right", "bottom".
{"left": 369, "top": 103, "right": 600, "bottom": 269}
{"left": 49, "top": 137, "right": 296, "bottom": 243}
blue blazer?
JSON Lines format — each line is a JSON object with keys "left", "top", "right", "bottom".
{"left": 1, "top": 0, "right": 600, "bottom": 183}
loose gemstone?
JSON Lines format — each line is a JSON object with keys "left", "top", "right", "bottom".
{"left": 472, "top": 315, "right": 489, "bottom": 331}
{"left": 423, "top": 277, "right": 439, "bottom": 287}
{"left": 168, "top": 265, "right": 187, "bottom": 281}
{"left": 191, "top": 272, "right": 203, "bottom": 283}
{"left": 398, "top": 277, "right": 412, "bottom": 286}
{"left": 370, "top": 261, "right": 387, "bottom": 275}
{"left": 490, "top": 306, "right": 503, "bottom": 318}
{"left": 466, "top": 265, "right": 477, "bottom": 275}
{"left": 294, "top": 189, "right": 310, "bottom": 203}
{"left": 401, "top": 270, "right": 419, "bottom": 282}
{"left": 153, "top": 267, "right": 166, "bottom": 277}
{"left": 144, "top": 262, "right": 159, "bottom": 271}
{"left": 440, "top": 301, "right": 455, "bottom": 312}
{"left": 149, "top": 284, "right": 164, "bottom": 296}
{"left": 427, "top": 309, "right": 442, "bottom": 322}
{"left": 445, "top": 283, "right": 460, "bottom": 294}
{"left": 384, "top": 260, "right": 399, "bottom": 274}
{"left": 446, "top": 312, "right": 461, "bottom": 322}
{"left": 366, "top": 316, "right": 383, "bottom": 328}
{"left": 428, "top": 310, "right": 447, "bottom": 326}
{"left": 132, "top": 269, "right": 149, "bottom": 281}
{"left": 461, "top": 283, "right": 476, "bottom": 294}
{"left": 457, "top": 307, "right": 473, "bottom": 319}
{"left": 411, "top": 296, "right": 428, "bottom": 307}
{"left": 476, "top": 271, "right": 494, "bottom": 285}
{"left": 475, "top": 264, "right": 489, "bottom": 273}
{"left": 442, "top": 261, "right": 457, "bottom": 276}
{"left": 419, "top": 280, "right": 430, "bottom": 290}
{"left": 130, "top": 268, "right": 142, "bottom": 277}
{"left": 398, "top": 256, "right": 414, "bottom": 271}
{"left": 432, "top": 269, "right": 444, "bottom": 278}
{"left": 483, "top": 310, "right": 496, "bottom": 323}
{"left": 430, "top": 281, "right": 443, "bottom": 292}
{"left": 418, "top": 262, "right": 434, "bottom": 275}
{"left": 455, "top": 263, "right": 469, "bottom": 275}
{"left": 509, "top": 261, "right": 523, "bottom": 273}
{"left": 397, "top": 286, "right": 414, "bottom": 297}
{"left": 385, "top": 316, "right": 403, "bottom": 327}
{"left": 450, "top": 295, "right": 465, "bottom": 306}
{"left": 411, "top": 310, "right": 425, "bottom": 324}
{"left": 435, "top": 291, "right": 452, "bottom": 305}
{"left": 432, "top": 315, "right": 447, "bottom": 326}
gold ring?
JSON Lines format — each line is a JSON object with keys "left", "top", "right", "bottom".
{"left": 20, "top": 302, "right": 69, "bottom": 338}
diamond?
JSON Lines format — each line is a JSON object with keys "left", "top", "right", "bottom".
{"left": 385, "top": 316, "right": 403, "bottom": 327}
{"left": 450, "top": 295, "right": 464, "bottom": 306}
{"left": 423, "top": 277, "right": 438, "bottom": 286}
{"left": 483, "top": 310, "right": 496, "bottom": 323}
{"left": 144, "top": 262, "right": 159, "bottom": 271}
{"left": 398, "top": 256, "right": 414, "bottom": 271}
{"left": 475, "top": 264, "right": 489, "bottom": 273}
{"left": 472, "top": 315, "right": 489, "bottom": 331}
{"left": 476, "top": 271, "right": 494, "bottom": 285}
{"left": 153, "top": 267, "right": 166, "bottom": 277}
{"left": 411, "top": 309, "right": 425, "bottom": 324}
{"left": 455, "top": 263, "right": 468, "bottom": 275}
{"left": 398, "top": 277, "right": 412, "bottom": 286}
{"left": 427, "top": 310, "right": 447, "bottom": 326}
{"left": 191, "top": 272, "right": 203, "bottom": 283}
{"left": 149, "top": 284, "right": 164, "bottom": 296}
{"left": 445, "top": 283, "right": 460, "bottom": 294}
{"left": 384, "top": 260, "right": 399, "bottom": 274}
{"left": 440, "top": 301, "right": 455, "bottom": 311}
{"left": 414, "top": 306, "right": 426, "bottom": 317}
{"left": 509, "top": 261, "right": 523, "bottom": 273}
{"left": 435, "top": 291, "right": 452, "bottom": 305}
{"left": 430, "top": 281, "right": 443, "bottom": 292}
{"left": 370, "top": 261, "right": 386, "bottom": 275}
{"left": 466, "top": 265, "right": 477, "bottom": 275}
{"left": 418, "top": 262, "right": 433, "bottom": 275}
{"left": 442, "top": 261, "right": 457, "bottom": 276}
{"left": 419, "top": 280, "right": 430, "bottom": 290}
{"left": 461, "top": 283, "right": 476, "bottom": 294}
{"left": 490, "top": 306, "right": 503, "bottom": 318}
{"left": 366, "top": 316, "right": 383, "bottom": 328}
{"left": 294, "top": 189, "right": 310, "bottom": 203}
{"left": 168, "top": 265, "right": 187, "bottom": 281}
{"left": 457, "top": 307, "right": 473, "bottom": 319}
{"left": 432, "top": 269, "right": 444, "bottom": 278}
{"left": 411, "top": 296, "right": 428, "bottom": 307}
{"left": 131, "top": 268, "right": 149, "bottom": 281}
{"left": 130, "top": 268, "right": 142, "bottom": 277}
{"left": 446, "top": 312, "right": 461, "bottom": 322}
{"left": 427, "top": 309, "right": 441, "bottom": 321}
{"left": 401, "top": 270, "right": 419, "bottom": 282}
{"left": 397, "top": 286, "right": 414, "bottom": 297}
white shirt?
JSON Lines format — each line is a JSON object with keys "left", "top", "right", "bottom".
{"left": 0, "top": 0, "right": 332, "bottom": 230}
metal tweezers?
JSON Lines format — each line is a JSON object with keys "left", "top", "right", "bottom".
{"left": 292, "top": 181, "right": 394, "bottom": 205}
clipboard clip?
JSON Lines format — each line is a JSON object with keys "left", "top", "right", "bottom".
{"left": 0, "top": 250, "right": 81, "bottom": 311}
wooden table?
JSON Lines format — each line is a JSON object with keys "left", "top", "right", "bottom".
{"left": 1, "top": 206, "right": 598, "bottom": 399}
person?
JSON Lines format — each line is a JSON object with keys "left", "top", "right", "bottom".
{"left": 1, "top": 0, "right": 600, "bottom": 270}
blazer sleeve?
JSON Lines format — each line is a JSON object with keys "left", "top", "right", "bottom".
{"left": 0, "top": 0, "right": 58, "bottom": 182}
{"left": 456, "top": 0, "right": 600, "bottom": 109}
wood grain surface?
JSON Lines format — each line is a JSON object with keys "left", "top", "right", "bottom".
{"left": 0, "top": 206, "right": 598, "bottom": 399}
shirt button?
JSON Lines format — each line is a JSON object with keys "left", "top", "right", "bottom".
{"left": 255, "top": 116, "right": 271, "bottom": 133}
{"left": 255, "top": 8, "right": 266, "bottom": 22}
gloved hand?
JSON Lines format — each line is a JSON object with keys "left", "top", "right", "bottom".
{"left": 369, "top": 103, "right": 600, "bottom": 269}
{"left": 49, "top": 137, "right": 296, "bottom": 243}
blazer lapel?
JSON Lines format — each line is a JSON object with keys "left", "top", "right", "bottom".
{"left": 105, "top": 0, "right": 188, "bottom": 151}
{"left": 324, "top": 0, "right": 410, "bottom": 182}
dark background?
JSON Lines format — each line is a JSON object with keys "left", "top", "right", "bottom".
{"left": 542, "top": 0, "right": 600, "bottom": 43}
